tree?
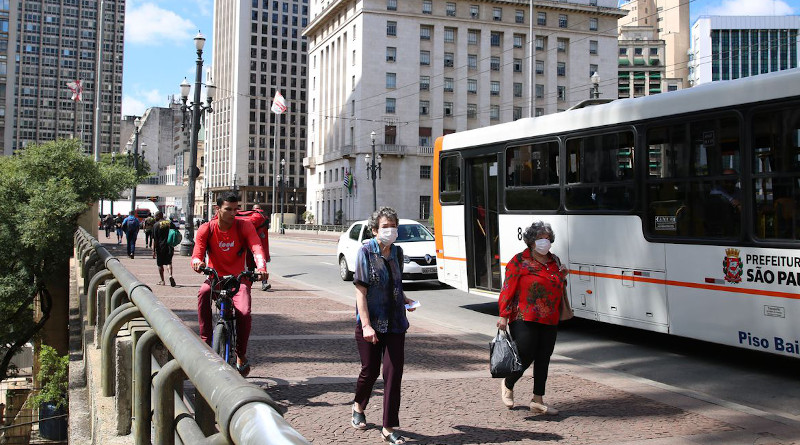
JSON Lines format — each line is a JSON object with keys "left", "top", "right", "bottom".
{"left": 0, "top": 139, "right": 138, "bottom": 381}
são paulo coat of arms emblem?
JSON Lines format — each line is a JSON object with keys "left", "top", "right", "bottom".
{"left": 723, "top": 248, "right": 743, "bottom": 283}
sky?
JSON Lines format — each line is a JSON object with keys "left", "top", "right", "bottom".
{"left": 120, "top": 0, "right": 800, "bottom": 117}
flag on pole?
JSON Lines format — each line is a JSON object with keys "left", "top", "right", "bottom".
{"left": 271, "top": 91, "right": 287, "bottom": 114}
{"left": 343, "top": 169, "right": 354, "bottom": 195}
{"left": 66, "top": 79, "right": 83, "bottom": 102}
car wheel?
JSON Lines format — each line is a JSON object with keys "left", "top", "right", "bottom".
{"left": 339, "top": 256, "right": 353, "bottom": 281}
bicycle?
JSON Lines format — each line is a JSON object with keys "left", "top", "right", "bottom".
{"left": 199, "top": 266, "right": 255, "bottom": 370}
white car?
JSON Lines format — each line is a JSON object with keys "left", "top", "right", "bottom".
{"left": 337, "top": 219, "right": 438, "bottom": 282}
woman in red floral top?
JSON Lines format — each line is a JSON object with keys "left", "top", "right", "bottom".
{"left": 497, "top": 221, "right": 567, "bottom": 415}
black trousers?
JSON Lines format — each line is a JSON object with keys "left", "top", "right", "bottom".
{"left": 354, "top": 324, "right": 405, "bottom": 428}
{"left": 504, "top": 320, "right": 558, "bottom": 396}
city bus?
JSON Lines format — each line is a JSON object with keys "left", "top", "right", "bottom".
{"left": 432, "top": 68, "right": 800, "bottom": 358}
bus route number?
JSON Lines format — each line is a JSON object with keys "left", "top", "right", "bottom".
{"left": 517, "top": 227, "right": 523, "bottom": 240}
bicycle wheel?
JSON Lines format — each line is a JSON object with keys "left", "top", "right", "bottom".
{"left": 211, "top": 323, "right": 236, "bottom": 367}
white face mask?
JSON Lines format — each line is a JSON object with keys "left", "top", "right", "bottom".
{"left": 533, "top": 238, "right": 551, "bottom": 255}
{"left": 376, "top": 227, "right": 398, "bottom": 245}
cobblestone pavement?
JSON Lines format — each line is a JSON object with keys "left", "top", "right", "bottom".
{"left": 105, "top": 234, "right": 800, "bottom": 445}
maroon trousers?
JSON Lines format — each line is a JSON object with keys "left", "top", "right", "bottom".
{"left": 197, "top": 278, "right": 252, "bottom": 358}
{"left": 353, "top": 325, "right": 406, "bottom": 428}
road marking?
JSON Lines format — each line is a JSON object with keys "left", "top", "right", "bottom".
{"left": 320, "top": 261, "right": 335, "bottom": 265}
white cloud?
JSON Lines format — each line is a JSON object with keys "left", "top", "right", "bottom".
{"left": 142, "top": 89, "right": 164, "bottom": 104}
{"left": 707, "top": 0, "right": 796, "bottom": 16}
{"left": 125, "top": 3, "right": 196, "bottom": 45}
{"left": 122, "top": 95, "right": 147, "bottom": 117}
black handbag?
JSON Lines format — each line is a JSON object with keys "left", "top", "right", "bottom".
{"left": 489, "top": 329, "right": 523, "bottom": 378}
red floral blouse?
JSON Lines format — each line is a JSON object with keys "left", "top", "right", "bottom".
{"left": 498, "top": 249, "right": 567, "bottom": 326}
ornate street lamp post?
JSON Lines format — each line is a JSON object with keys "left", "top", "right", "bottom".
{"left": 279, "top": 158, "right": 286, "bottom": 234}
{"left": 130, "top": 117, "right": 142, "bottom": 212}
{"left": 591, "top": 71, "right": 600, "bottom": 99}
{"left": 365, "top": 131, "right": 382, "bottom": 212}
{"left": 178, "top": 31, "right": 216, "bottom": 256}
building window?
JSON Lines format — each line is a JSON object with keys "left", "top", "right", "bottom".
{"left": 387, "top": 21, "right": 397, "bottom": 36}
{"left": 516, "top": 9, "right": 524, "bottom": 24}
{"left": 513, "top": 107, "right": 523, "bottom": 121}
{"left": 493, "top": 7, "right": 502, "bottom": 21}
{"left": 536, "top": 84, "right": 544, "bottom": 98}
{"left": 420, "top": 25, "right": 431, "bottom": 40}
{"left": 557, "top": 62, "right": 566, "bottom": 76}
{"left": 620, "top": 47, "right": 627, "bottom": 55}
{"left": 490, "top": 81, "right": 500, "bottom": 96}
{"left": 537, "top": 12, "right": 546, "bottom": 26}
{"left": 650, "top": 47, "right": 659, "bottom": 55}
{"left": 536, "top": 60, "right": 544, "bottom": 74}
{"left": 444, "top": 52, "right": 454, "bottom": 67}
{"left": 420, "top": 50, "right": 430, "bottom": 65}
{"left": 352, "top": 49, "right": 357, "bottom": 65}
{"left": 419, "top": 196, "right": 431, "bottom": 220}
{"left": 513, "top": 82, "right": 523, "bottom": 97}
{"left": 446, "top": 2, "right": 456, "bottom": 16}
{"left": 468, "top": 29, "right": 479, "bottom": 45}
{"left": 468, "top": 54, "right": 478, "bottom": 69}
{"left": 444, "top": 102, "right": 454, "bottom": 116}
{"left": 386, "top": 72, "right": 396, "bottom": 89}
{"left": 490, "top": 105, "right": 500, "bottom": 120}
{"left": 589, "top": 40, "right": 598, "bottom": 55}
{"left": 467, "top": 103, "right": 477, "bottom": 119}
{"left": 514, "top": 58, "right": 523, "bottom": 72}
{"left": 635, "top": 47, "right": 643, "bottom": 55}
{"left": 444, "top": 27, "right": 455, "bottom": 43}
{"left": 559, "top": 14, "right": 567, "bottom": 28}
{"left": 387, "top": 0, "right": 396, "bottom": 10}
{"left": 557, "top": 86, "right": 566, "bottom": 101}
{"left": 420, "top": 75, "right": 430, "bottom": 90}
{"left": 470, "top": 5, "right": 479, "bottom": 18}
{"left": 557, "top": 38, "right": 567, "bottom": 52}
{"left": 589, "top": 17, "right": 598, "bottom": 31}
{"left": 419, "top": 100, "right": 429, "bottom": 115}
{"left": 536, "top": 36, "right": 545, "bottom": 50}
{"left": 444, "top": 77, "right": 454, "bottom": 92}
{"left": 420, "top": 166, "right": 432, "bottom": 179}
{"left": 419, "top": 129, "right": 432, "bottom": 146}
{"left": 490, "top": 57, "right": 500, "bottom": 71}
{"left": 422, "top": 0, "right": 432, "bottom": 14}
{"left": 386, "top": 46, "right": 397, "bottom": 62}
{"left": 386, "top": 98, "right": 396, "bottom": 113}
{"left": 590, "top": 64, "right": 598, "bottom": 78}
{"left": 467, "top": 79, "right": 477, "bottom": 94}
{"left": 513, "top": 33, "right": 524, "bottom": 48}
{"left": 491, "top": 32, "right": 502, "bottom": 47}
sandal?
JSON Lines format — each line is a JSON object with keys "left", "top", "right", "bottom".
{"left": 351, "top": 409, "right": 367, "bottom": 430}
{"left": 381, "top": 431, "right": 406, "bottom": 444}
{"left": 156, "top": 281, "right": 165, "bottom": 286}
{"left": 237, "top": 360, "right": 251, "bottom": 377}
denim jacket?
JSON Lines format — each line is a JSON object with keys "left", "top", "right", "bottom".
{"left": 353, "top": 239, "right": 409, "bottom": 334}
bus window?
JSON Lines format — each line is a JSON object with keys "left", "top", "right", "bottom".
{"left": 565, "top": 130, "right": 635, "bottom": 211}
{"left": 752, "top": 106, "right": 800, "bottom": 241}
{"left": 440, "top": 154, "right": 462, "bottom": 204}
{"left": 505, "top": 141, "right": 560, "bottom": 210}
{"left": 645, "top": 116, "right": 741, "bottom": 238}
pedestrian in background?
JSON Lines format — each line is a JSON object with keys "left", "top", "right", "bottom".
{"left": 114, "top": 213, "right": 124, "bottom": 244}
{"left": 350, "top": 207, "right": 416, "bottom": 445}
{"left": 103, "top": 213, "right": 114, "bottom": 238}
{"left": 143, "top": 213, "right": 156, "bottom": 249}
{"left": 496, "top": 220, "right": 568, "bottom": 415}
{"left": 152, "top": 211, "right": 177, "bottom": 287}
{"left": 121, "top": 211, "right": 140, "bottom": 259}
{"left": 252, "top": 204, "right": 271, "bottom": 291}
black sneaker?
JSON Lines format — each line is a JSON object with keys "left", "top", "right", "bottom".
{"left": 261, "top": 282, "right": 271, "bottom": 291}
{"left": 169, "top": 277, "right": 176, "bottom": 287}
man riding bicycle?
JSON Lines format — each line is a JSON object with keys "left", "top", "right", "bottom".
{"left": 191, "top": 193, "right": 268, "bottom": 376}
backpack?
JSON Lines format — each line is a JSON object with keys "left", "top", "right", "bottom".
{"left": 207, "top": 210, "right": 271, "bottom": 266}
{"left": 167, "top": 227, "right": 183, "bottom": 247}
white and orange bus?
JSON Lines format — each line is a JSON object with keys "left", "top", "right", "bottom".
{"left": 433, "top": 69, "right": 800, "bottom": 357}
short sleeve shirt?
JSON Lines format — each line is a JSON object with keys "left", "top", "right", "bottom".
{"left": 353, "top": 239, "right": 409, "bottom": 334}
{"left": 498, "top": 249, "right": 566, "bottom": 325}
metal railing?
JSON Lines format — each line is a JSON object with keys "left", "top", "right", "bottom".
{"left": 74, "top": 227, "right": 309, "bottom": 445}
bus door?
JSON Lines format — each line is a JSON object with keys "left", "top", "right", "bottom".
{"left": 467, "top": 156, "right": 501, "bottom": 291}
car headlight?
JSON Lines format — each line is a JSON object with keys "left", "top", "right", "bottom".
{"left": 403, "top": 255, "right": 410, "bottom": 263}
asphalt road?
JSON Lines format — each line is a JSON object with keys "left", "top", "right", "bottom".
{"left": 268, "top": 235, "right": 800, "bottom": 424}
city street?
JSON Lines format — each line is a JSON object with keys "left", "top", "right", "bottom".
{"left": 106, "top": 232, "right": 800, "bottom": 444}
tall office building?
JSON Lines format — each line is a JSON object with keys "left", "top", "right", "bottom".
{"left": 303, "top": 0, "right": 625, "bottom": 225}
{"left": 617, "top": 25, "right": 682, "bottom": 98}
{"left": 689, "top": 16, "right": 800, "bottom": 86}
{"left": 1, "top": 0, "right": 125, "bottom": 156}
{"left": 207, "top": 0, "right": 309, "bottom": 217}
{"left": 619, "top": 0, "right": 689, "bottom": 88}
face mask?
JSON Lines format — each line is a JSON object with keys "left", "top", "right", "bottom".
{"left": 377, "top": 227, "right": 398, "bottom": 245}
{"left": 534, "top": 238, "right": 551, "bottom": 255}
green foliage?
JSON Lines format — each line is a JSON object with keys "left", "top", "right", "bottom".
{"left": 0, "top": 139, "right": 138, "bottom": 381}
{"left": 27, "top": 345, "right": 69, "bottom": 409}
{"left": 302, "top": 210, "right": 314, "bottom": 224}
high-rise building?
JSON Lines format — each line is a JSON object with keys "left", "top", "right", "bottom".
{"left": 617, "top": 25, "right": 682, "bottom": 98}
{"left": 207, "top": 0, "right": 309, "bottom": 217}
{"left": 689, "top": 16, "right": 800, "bottom": 86}
{"left": 303, "top": 0, "right": 625, "bottom": 225}
{"left": 619, "top": 0, "right": 689, "bottom": 88}
{"left": 1, "top": 0, "right": 125, "bottom": 155}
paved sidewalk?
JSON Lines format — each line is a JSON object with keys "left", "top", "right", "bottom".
{"left": 103, "top": 233, "right": 800, "bottom": 445}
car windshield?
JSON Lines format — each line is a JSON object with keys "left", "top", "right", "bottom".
{"left": 396, "top": 224, "right": 434, "bottom": 242}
